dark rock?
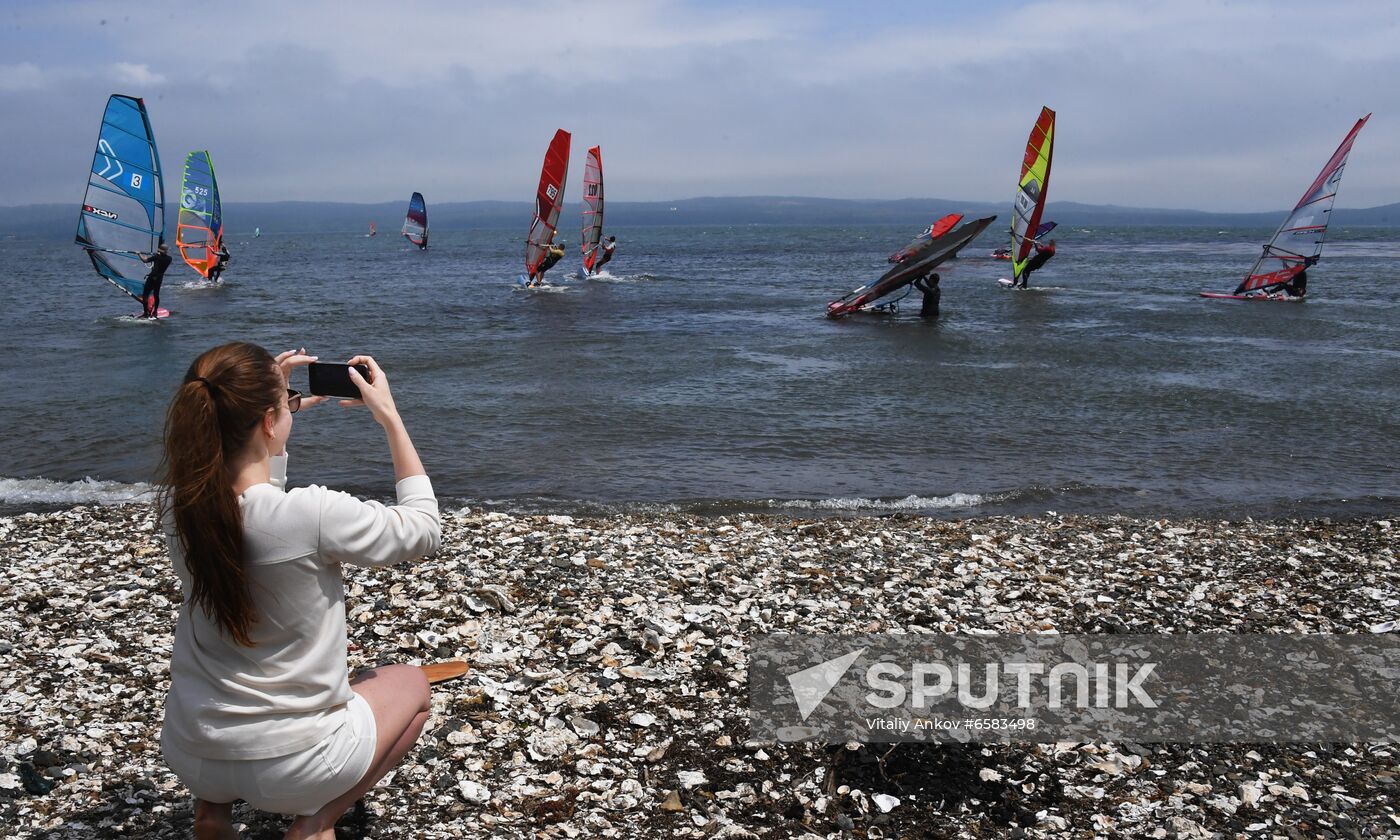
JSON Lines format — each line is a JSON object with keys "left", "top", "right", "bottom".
{"left": 18, "top": 762, "right": 52, "bottom": 795}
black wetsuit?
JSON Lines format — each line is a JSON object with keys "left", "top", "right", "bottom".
{"left": 537, "top": 248, "right": 564, "bottom": 277}
{"left": 141, "top": 251, "right": 173, "bottom": 316}
{"left": 1016, "top": 244, "right": 1055, "bottom": 287}
{"left": 913, "top": 273, "right": 941, "bottom": 318}
{"left": 1282, "top": 269, "right": 1308, "bottom": 297}
{"left": 209, "top": 249, "right": 230, "bottom": 283}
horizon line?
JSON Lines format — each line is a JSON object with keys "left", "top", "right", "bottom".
{"left": 5, "top": 195, "right": 1399, "bottom": 216}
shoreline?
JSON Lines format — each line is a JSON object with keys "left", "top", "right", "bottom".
{"left": 1, "top": 478, "right": 1397, "bottom": 524}
{"left": 1, "top": 503, "right": 1396, "bottom": 838}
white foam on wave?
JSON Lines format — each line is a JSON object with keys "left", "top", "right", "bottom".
{"left": 513, "top": 283, "right": 573, "bottom": 294}
{"left": 0, "top": 477, "right": 155, "bottom": 506}
{"left": 779, "top": 493, "right": 987, "bottom": 512}
{"left": 588, "top": 270, "right": 654, "bottom": 283}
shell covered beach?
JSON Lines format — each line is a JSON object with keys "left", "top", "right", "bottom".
{"left": 1, "top": 504, "right": 1397, "bottom": 839}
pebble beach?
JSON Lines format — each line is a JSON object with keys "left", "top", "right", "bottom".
{"left": 1, "top": 504, "right": 1397, "bottom": 839}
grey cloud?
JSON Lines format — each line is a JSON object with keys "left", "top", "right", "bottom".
{"left": 2, "top": 2, "right": 1397, "bottom": 211}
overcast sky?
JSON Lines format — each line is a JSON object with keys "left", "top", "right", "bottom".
{"left": 3, "top": 1, "right": 1396, "bottom": 211}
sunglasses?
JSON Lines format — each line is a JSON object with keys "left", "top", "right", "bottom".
{"left": 246, "top": 389, "right": 302, "bottom": 429}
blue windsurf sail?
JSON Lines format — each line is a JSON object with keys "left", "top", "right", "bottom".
{"left": 75, "top": 95, "right": 165, "bottom": 301}
{"left": 402, "top": 192, "right": 428, "bottom": 249}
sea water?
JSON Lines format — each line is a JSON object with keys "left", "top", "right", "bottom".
{"left": 0, "top": 225, "right": 1396, "bottom": 518}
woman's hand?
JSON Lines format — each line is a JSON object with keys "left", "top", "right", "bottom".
{"left": 274, "top": 348, "right": 327, "bottom": 409}
{"left": 342, "top": 355, "right": 401, "bottom": 427}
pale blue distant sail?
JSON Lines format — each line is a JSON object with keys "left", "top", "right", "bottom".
{"left": 75, "top": 94, "right": 165, "bottom": 301}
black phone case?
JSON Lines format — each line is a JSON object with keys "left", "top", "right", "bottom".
{"left": 308, "top": 363, "right": 369, "bottom": 399}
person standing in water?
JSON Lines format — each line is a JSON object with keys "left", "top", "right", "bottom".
{"left": 139, "top": 242, "right": 173, "bottom": 317}
{"left": 913, "top": 272, "right": 941, "bottom": 318}
{"left": 1014, "top": 238, "right": 1056, "bottom": 288}
{"left": 157, "top": 342, "right": 441, "bottom": 840}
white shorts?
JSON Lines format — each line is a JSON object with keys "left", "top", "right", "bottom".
{"left": 161, "top": 692, "right": 378, "bottom": 817}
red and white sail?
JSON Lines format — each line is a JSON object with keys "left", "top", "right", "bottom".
{"left": 526, "top": 129, "right": 572, "bottom": 277}
{"left": 1236, "top": 114, "right": 1369, "bottom": 294}
{"left": 580, "top": 146, "right": 605, "bottom": 273}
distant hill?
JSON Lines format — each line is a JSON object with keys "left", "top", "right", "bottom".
{"left": 5, "top": 197, "right": 1399, "bottom": 240}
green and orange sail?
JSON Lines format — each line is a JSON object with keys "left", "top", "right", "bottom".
{"left": 175, "top": 150, "right": 222, "bottom": 278}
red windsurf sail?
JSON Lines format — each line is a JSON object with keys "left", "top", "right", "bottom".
{"left": 887, "top": 213, "right": 964, "bottom": 263}
{"left": 526, "top": 129, "right": 572, "bottom": 277}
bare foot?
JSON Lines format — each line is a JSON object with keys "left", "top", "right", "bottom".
{"left": 281, "top": 815, "right": 335, "bottom": 840}
{"left": 193, "top": 799, "right": 240, "bottom": 840}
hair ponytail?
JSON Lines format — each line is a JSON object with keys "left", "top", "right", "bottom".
{"left": 158, "top": 342, "right": 283, "bottom": 646}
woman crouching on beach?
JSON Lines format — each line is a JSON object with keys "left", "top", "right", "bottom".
{"left": 157, "top": 342, "right": 441, "bottom": 840}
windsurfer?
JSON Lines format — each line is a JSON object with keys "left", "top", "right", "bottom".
{"left": 595, "top": 236, "right": 617, "bottom": 272}
{"left": 533, "top": 242, "right": 566, "bottom": 284}
{"left": 1014, "top": 239, "right": 1056, "bottom": 288}
{"left": 913, "top": 273, "right": 941, "bottom": 318}
{"left": 1281, "top": 255, "right": 1318, "bottom": 298}
{"left": 209, "top": 245, "right": 231, "bottom": 284}
{"left": 140, "top": 243, "right": 173, "bottom": 317}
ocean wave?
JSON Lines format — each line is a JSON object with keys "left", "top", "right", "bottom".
{"left": 0, "top": 477, "right": 155, "bottom": 506}
{"left": 777, "top": 493, "right": 988, "bottom": 512}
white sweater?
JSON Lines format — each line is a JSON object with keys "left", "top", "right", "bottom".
{"left": 161, "top": 453, "right": 441, "bottom": 760}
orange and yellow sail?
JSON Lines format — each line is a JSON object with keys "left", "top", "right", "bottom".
{"left": 1010, "top": 107, "right": 1055, "bottom": 284}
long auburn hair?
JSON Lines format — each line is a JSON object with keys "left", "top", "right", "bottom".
{"left": 159, "top": 342, "right": 283, "bottom": 646}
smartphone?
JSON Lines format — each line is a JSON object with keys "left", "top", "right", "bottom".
{"left": 307, "top": 362, "right": 371, "bottom": 399}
